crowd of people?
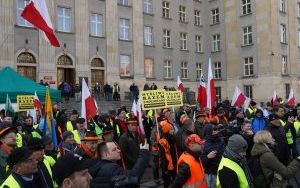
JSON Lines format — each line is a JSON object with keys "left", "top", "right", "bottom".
{"left": 0, "top": 95, "right": 300, "bottom": 187}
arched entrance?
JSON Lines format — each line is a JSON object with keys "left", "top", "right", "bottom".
{"left": 17, "top": 52, "right": 37, "bottom": 81}
{"left": 91, "top": 57, "right": 105, "bottom": 96}
{"left": 57, "top": 54, "right": 75, "bottom": 87}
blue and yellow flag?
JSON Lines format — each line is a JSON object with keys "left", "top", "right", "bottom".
{"left": 43, "top": 88, "right": 58, "bottom": 149}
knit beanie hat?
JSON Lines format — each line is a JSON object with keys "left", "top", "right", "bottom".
{"left": 227, "top": 134, "right": 248, "bottom": 154}
{"left": 63, "top": 131, "right": 74, "bottom": 141}
{"left": 160, "top": 121, "right": 173, "bottom": 134}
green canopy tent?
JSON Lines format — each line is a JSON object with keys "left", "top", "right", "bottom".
{"left": 0, "top": 67, "right": 61, "bottom": 103}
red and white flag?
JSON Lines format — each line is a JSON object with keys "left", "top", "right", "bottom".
{"left": 197, "top": 74, "right": 207, "bottom": 109}
{"left": 177, "top": 76, "right": 185, "bottom": 93}
{"left": 243, "top": 97, "right": 251, "bottom": 112}
{"left": 287, "top": 89, "right": 296, "bottom": 106}
{"left": 231, "top": 87, "right": 246, "bottom": 107}
{"left": 131, "top": 99, "right": 137, "bottom": 116}
{"left": 136, "top": 98, "right": 145, "bottom": 135}
{"left": 21, "top": 0, "right": 60, "bottom": 47}
{"left": 34, "top": 91, "right": 43, "bottom": 112}
{"left": 206, "top": 58, "right": 216, "bottom": 113}
{"left": 272, "top": 90, "right": 279, "bottom": 106}
{"left": 81, "top": 79, "right": 98, "bottom": 122}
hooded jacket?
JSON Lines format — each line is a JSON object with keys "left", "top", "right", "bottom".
{"left": 251, "top": 143, "right": 300, "bottom": 188}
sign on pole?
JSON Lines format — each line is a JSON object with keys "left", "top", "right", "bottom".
{"left": 17, "top": 95, "right": 34, "bottom": 111}
{"left": 141, "top": 90, "right": 166, "bottom": 110}
{"left": 165, "top": 91, "right": 183, "bottom": 107}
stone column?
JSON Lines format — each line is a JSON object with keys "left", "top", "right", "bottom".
{"left": 0, "top": 0, "right": 14, "bottom": 68}
{"left": 75, "top": 0, "right": 90, "bottom": 85}
{"left": 132, "top": 0, "right": 146, "bottom": 87}
{"left": 38, "top": 0, "right": 57, "bottom": 87}
{"left": 105, "top": 0, "right": 119, "bottom": 83}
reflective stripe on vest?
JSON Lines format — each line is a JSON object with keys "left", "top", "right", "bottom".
{"left": 93, "top": 122, "right": 102, "bottom": 136}
{"left": 294, "top": 121, "right": 300, "bottom": 135}
{"left": 16, "top": 133, "right": 23, "bottom": 148}
{"left": 72, "top": 130, "right": 81, "bottom": 144}
{"left": 280, "top": 119, "right": 294, "bottom": 144}
{"left": 44, "top": 155, "right": 56, "bottom": 167}
{"left": 67, "top": 121, "right": 74, "bottom": 132}
{"left": 177, "top": 152, "right": 207, "bottom": 188}
{"left": 216, "top": 157, "right": 249, "bottom": 188}
{"left": 0, "top": 174, "right": 21, "bottom": 188}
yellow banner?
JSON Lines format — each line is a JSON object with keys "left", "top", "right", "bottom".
{"left": 17, "top": 95, "right": 34, "bottom": 111}
{"left": 165, "top": 91, "right": 183, "bottom": 107}
{"left": 141, "top": 90, "right": 166, "bottom": 110}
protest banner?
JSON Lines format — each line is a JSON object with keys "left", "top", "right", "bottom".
{"left": 165, "top": 91, "right": 183, "bottom": 107}
{"left": 17, "top": 95, "right": 34, "bottom": 111}
{"left": 141, "top": 89, "right": 166, "bottom": 110}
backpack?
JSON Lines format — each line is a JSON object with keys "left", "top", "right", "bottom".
{"left": 248, "top": 156, "right": 269, "bottom": 188}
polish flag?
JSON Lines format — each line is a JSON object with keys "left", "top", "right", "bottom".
{"left": 206, "top": 58, "right": 216, "bottom": 113}
{"left": 131, "top": 99, "right": 137, "bottom": 116}
{"left": 287, "top": 89, "right": 296, "bottom": 106}
{"left": 197, "top": 74, "right": 207, "bottom": 109}
{"left": 243, "top": 97, "right": 251, "bottom": 112}
{"left": 33, "top": 91, "right": 43, "bottom": 123}
{"left": 177, "top": 76, "right": 185, "bottom": 93}
{"left": 272, "top": 90, "right": 279, "bottom": 106}
{"left": 136, "top": 98, "right": 145, "bottom": 135}
{"left": 21, "top": 0, "right": 60, "bottom": 47}
{"left": 81, "top": 79, "right": 98, "bottom": 122}
{"left": 34, "top": 91, "right": 43, "bottom": 113}
{"left": 231, "top": 87, "right": 246, "bottom": 107}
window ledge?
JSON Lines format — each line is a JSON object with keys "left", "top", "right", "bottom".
{"left": 144, "top": 44, "right": 155, "bottom": 47}
{"left": 180, "top": 49, "right": 189, "bottom": 52}
{"left": 214, "top": 78, "right": 222, "bottom": 81}
{"left": 118, "top": 4, "right": 132, "bottom": 8}
{"left": 194, "top": 24, "right": 203, "bottom": 27}
{"left": 162, "top": 17, "right": 172, "bottom": 20}
{"left": 210, "top": 22, "right": 220, "bottom": 26}
{"left": 280, "top": 42, "right": 288, "bottom": 45}
{"left": 195, "top": 51, "right": 204, "bottom": 54}
{"left": 241, "top": 43, "right": 254, "bottom": 48}
{"left": 240, "top": 12, "right": 253, "bottom": 17}
{"left": 281, "top": 74, "right": 290, "bottom": 77}
{"left": 14, "top": 25, "right": 36, "bottom": 30}
{"left": 162, "top": 47, "right": 173, "bottom": 49}
{"left": 179, "top": 21, "right": 188, "bottom": 24}
{"left": 143, "top": 12, "right": 154, "bottom": 16}
{"left": 211, "top": 50, "right": 221, "bottom": 53}
{"left": 119, "top": 39, "right": 132, "bottom": 42}
{"left": 56, "top": 31, "right": 74, "bottom": 34}
{"left": 279, "top": 10, "right": 286, "bottom": 14}
{"left": 120, "top": 76, "right": 134, "bottom": 79}
{"left": 89, "top": 35, "right": 106, "bottom": 39}
{"left": 181, "top": 78, "right": 189, "bottom": 81}
{"left": 241, "top": 75, "right": 256, "bottom": 79}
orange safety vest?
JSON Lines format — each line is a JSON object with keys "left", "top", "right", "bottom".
{"left": 177, "top": 152, "right": 207, "bottom": 188}
{"left": 158, "top": 138, "right": 174, "bottom": 171}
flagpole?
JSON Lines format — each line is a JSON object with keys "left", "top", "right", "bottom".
{"left": 154, "top": 109, "right": 160, "bottom": 139}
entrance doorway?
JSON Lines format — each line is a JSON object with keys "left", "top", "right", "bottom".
{"left": 57, "top": 68, "right": 75, "bottom": 85}
{"left": 91, "top": 57, "right": 105, "bottom": 96}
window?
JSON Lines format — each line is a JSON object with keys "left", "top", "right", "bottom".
{"left": 120, "top": 55, "right": 131, "bottom": 76}
{"left": 214, "top": 62, "right": 221, "bottom": 79}
{"left": 215, "top": 87, "right": 222, "bottom": 103}
{"left": 143, "top": 0, "right": 153, "bottom": 14}
{"left": 90, "top": 13, "right": 103, "bottom": 37}
{"left": 163, "top": 29, "right": 171, "bottom": 48}
{"left": 244, "top": 85, "right": 253, "bottom": 99}
{"left": 195, "top": 35, "right": 202, "bottom": 52}
{"left": 180, "top": 33, "right": 187, "bottom": 50}
{"left": 144, "top": 26, "right": 153, "bottom": 46}
{"left": 285, "top": 83, "right": 290, "bottom": 99}
{"left": 164, "top": 60, "right": 172, "bottom": 78}
{"left": 281, "top": 55, "right": 288, "bottom": 75}
{"left": 144, "top": 58, "right": 154, "bottom": 78}
{"left": 57, "top": 7, "right": 71, "bottom": 32}
{"left": 298, "top": 3, "right": 300, "bottom": 17}
{"left": 279, "top": 0, "right": 286, "bottom": 12}
{"left": 243, "top": 26, "right": 253, "bottom": 45}
{"left": 280, "top": 24, "right": 287, "bottom": 43}
{"left": 162, "top": 1, "right": 170, "bottom": 18}
{"left": 119, "top": 19, "right": 129, "bottom": 40}
{"left": 119, "top": 0, "right": 129, "bottom": 6}
{"left": 244, "top": 57, "right": 254, "bottom": 76}
{"left": 181, "top": 62, "right": 188, "bottom": 79}
{"left": 212, "top": 34, "right": 221, "bottom": 52}
{"left": 211, "top": 8, "right": 220, "bottom": 24}
{"left": 179, "top": 6, "right": 187, "bottom": 23}
{"left": 194, "top": 10, "right": 201, "bottom": 26}
{"left": 17, "top": 0, "right": 32, "bottom": 27}
{"left": 241, "top": 0, "right": 252, "bottom": 15}
{"left": 196, "top": 63, "right": 202, "bottom": 79}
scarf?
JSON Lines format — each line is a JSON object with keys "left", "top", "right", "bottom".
{"left": 223, "top": 146, "right": 254, "bottom": 188}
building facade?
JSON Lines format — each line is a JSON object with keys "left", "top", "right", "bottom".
{"left": 0, "top": 0, "right": 300, "bottom": 103}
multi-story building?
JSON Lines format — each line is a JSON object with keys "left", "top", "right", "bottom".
{"left": 0, "top": 0, "right": 300, "bottom": 103}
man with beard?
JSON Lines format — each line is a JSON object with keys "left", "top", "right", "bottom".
{"left": 171, "top": 134, "right": 207, "bottom": 188}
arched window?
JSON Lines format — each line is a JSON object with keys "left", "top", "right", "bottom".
{"left": 57, "top": 55, "right": 73, "bottom": 66}
{"left": 17, "top": 52, "right": 36, "bottom": 64}
{"left": 91, "top": 58, "right": 104, "bottom": 67}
